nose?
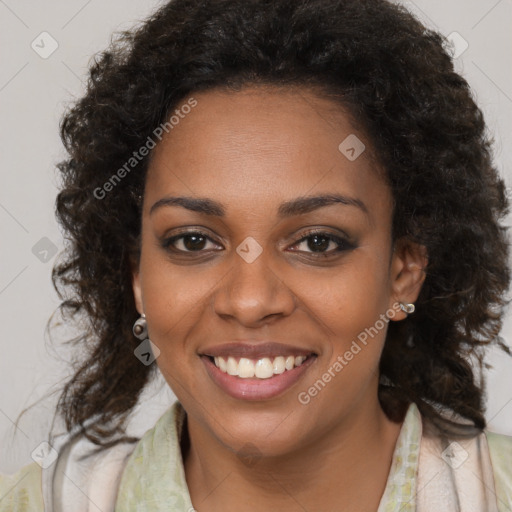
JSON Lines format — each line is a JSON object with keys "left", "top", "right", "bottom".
{"left": 213, "top": 242, "right": 296, "bottom": 327}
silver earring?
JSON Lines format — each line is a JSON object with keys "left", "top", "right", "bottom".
{"left": 133, "top": 313, "right": 148, "bottom": 340}
{"left": 399, "top": 302, "right": 415, "bottom": 314}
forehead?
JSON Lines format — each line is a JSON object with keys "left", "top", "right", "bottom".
{"left": 144, "top": 85, "right": 391, "bottom": 219}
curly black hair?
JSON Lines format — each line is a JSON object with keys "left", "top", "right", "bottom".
{"left": 51, "top": 0, "right": 510, "bottom": 447}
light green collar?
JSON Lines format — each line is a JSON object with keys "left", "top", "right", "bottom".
{"left": 114, "top": 401, "right": 193, "bottom": 511}
{"left": 377, "top": 402, "right": 422, "bottom": 511}
{"left": 115, "top": 401, "right": 422, "bottom": 511}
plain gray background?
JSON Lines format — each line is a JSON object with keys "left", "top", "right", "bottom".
{"left": 1, "top": 0, "right": 511, "bottom": 474}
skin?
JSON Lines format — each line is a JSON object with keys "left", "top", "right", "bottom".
{"left": 132, "top": 85, "right": 427, "bottom": 512}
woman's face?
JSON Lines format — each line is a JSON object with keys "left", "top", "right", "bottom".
{"left": 132, "top": 85, "right": 425, "bottom": 457}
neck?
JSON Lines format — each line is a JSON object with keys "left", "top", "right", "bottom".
{"left": 182, "top": 396, "right": 405, "bottom": 512}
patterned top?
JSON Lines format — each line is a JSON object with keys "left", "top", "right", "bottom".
{"left": 1, "top": 401, "right": 511, "bottom": 511}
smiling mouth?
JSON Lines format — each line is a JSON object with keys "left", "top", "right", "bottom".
{"left": 206, "top": 354, "right": 315, "bottom": 379}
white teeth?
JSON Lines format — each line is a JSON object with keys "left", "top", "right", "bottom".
{"left": 227, "top": 356, "right": 238, "bottom": 376}
{"left": 238, "top": 358, "right": 255, "bottom": 378}
{"left": 255, "top": 358, "right": 274, "bottom": 379}
{"left": 273, "top": 356, "right": 286, "bottom": 374}
{"left": 218, "top": 356, "right": 227, "bottom": 373}
{"left": 212, "top": 354, "right": 311, "bottom": 379}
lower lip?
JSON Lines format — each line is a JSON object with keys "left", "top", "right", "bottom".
{"left": 201, "top": 355, "right": 317, "bottom": 401}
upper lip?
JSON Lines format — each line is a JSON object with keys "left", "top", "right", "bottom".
{"left": 200, "top": 342, "right": 316, "bottom": 359}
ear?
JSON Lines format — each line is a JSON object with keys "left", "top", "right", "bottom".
{"left": 130, "top": 258, "right": 144, "bottom": 315}
{"left": 388, "top": 238, "right": 428, "bottom": 321}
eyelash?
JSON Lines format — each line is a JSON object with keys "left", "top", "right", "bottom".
{"left": 161, "top": 229, "right": 354, "bottom": 258}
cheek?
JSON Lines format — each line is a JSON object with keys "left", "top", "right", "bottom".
{"left": 139, "top": 258, "right": 214, "bottom": 395}
{"left": 295, "top": 257, "right": 392, "bottom": 416}
{"left": 310, "top": 248, "right": 392, "bottom": 335}
{"left": 138, "top": 247, "right": 215, "bottom": 354}
{"left": 304, "top": 253, "right": 392, "bottom": 403}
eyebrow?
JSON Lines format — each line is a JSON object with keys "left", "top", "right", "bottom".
{"left": 149, "top": 193, "right": 369, "bottom": 218}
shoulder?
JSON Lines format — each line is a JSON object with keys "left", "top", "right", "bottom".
{"left": 114, "top": 401, "right": 188, "bottom": 510}
{"left": 124, "top": 401, "right": 183, "bottom": 461}
{"left": 416, "top": 404, "right": 512, "bottom": 511}
{"left": 485, "top": 430, "right": 512, "bottom": 511}
{"left": 0, "top": 462, "right": 44, "bottom": 512}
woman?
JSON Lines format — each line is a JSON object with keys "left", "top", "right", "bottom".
{"left": 1, "top": 0, "right": 511, "bottom": 510}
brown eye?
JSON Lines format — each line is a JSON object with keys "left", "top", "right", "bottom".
{"left": 289, "top": 231, "right": 354, "bottom": 256}
{"left": 162, "top": 231, "right": 221, "bottom": 253}
{"left": 181, "top": 233, "right": 207, "bottom": 251}
{"left": 305, "top": 234, "right": 332, "bottom": 252}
